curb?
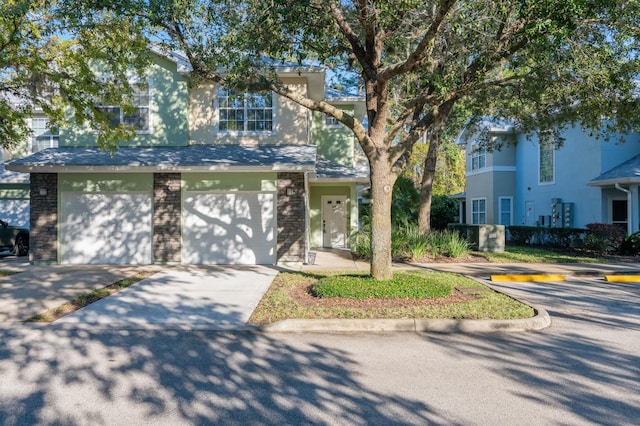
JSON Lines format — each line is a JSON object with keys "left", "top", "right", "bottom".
{"left": 490, "top": 274, "right": 566, "bottom": 282}
{"left": 604, "top": 275, "right": 640, "bottom": 282}
{"left": 260, "top": 305, "right": 551, "bottom": 334}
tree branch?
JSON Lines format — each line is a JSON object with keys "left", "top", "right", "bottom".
{"left": 379, "top": 0, "right": 456, "bottom": 81}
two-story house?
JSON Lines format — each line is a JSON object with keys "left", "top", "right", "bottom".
{"left": 456, "top": 119, "right": 640, "bottom": 234}
{"left": 7, "top": 51, "right": 368, "bottom": 265}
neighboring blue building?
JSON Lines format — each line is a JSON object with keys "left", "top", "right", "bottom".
{"left": 456, "top": 120, "right": 640, "bottom": 234}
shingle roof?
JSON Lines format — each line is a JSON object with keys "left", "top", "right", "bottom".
{"left": 312, "top": 158, "right": 369, "bottom": 182}
{"left": 0, "top": 167, "right": 29, "bottom": 184}
{"left": 589, "top": 153, "right": 640, "bottom": 186}
{"left": 6, "top": 145, "right": 318, "bottom": 173}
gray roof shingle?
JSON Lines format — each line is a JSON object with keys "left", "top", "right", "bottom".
{"left": 589, "top": 153, "right": 640, "bottom": 186}
{"left": 6, "top": 145, "right": 318, "bottom": 173}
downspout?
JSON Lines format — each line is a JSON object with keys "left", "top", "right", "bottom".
{"left": 304, "top": 171, "right": 310, "bottom": 264}
{"left": 614, "top": 183, "right": 632, "bottom": 234}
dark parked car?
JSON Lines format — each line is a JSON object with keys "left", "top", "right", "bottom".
{"left": 0, "top": 220, "right": 29, "bottom": 256}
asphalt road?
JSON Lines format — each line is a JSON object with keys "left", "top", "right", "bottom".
{"left": 0, "top": 276, "right": 639, "bottom": 425}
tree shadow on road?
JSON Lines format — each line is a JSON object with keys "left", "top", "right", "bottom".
{"left": 427, "top": 328, "right": 640, "bottom": 425}
{"left": 0, "top": 327, "right": 447, "bottom": 424}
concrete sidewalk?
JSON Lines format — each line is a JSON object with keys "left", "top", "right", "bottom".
{"left": 0, "top": 264, "right": 148, "bottom": 322}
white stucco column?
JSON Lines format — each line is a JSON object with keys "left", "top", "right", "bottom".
{"left": 631, "top": 184, "right": 640, "bottom": 233}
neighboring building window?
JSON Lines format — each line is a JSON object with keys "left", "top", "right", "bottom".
{"left": 96, "top": 82, "right": 150, "bottom": 131}
{"left": 217, "top": 88, "right": 273, "bottom": 133}
{"left": 612, "top": 199, "right": 628, "bottom": 230}
{"left": 323, "top": 113, "right": 341, "bottom": 128}
{"left": 471, "top": 146, "right": 486, "bottom": 171}
{"left": 471, "top": 198, "right": 486, "bottom": 224}
{"left": 539, "top": 135, "right": 555, "bottom": 183}
{"left": 31, "top": 117, "right": 59, "bottom": 153}
{"left": 499, "top": 197, "right": 512, "bottom": 226}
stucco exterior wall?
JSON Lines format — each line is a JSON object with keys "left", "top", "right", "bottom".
{"left": 61, "top": 54, "right": 190, "bottom": 148}
{"left": 189, "top": 77, "right": 310, "bottom": 146}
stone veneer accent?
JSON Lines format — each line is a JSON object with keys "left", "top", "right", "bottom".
{"left": 29, "top": 173, "right": 58, "bottom": 263}
{"left": 153, "top": 173, "right": 182, "bottom": 263}
{"left": 277, "top": 172, "right": 306, "bottom": 263}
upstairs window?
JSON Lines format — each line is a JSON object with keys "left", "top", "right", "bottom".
{"left": 471, "top": 147, "right": 486, "bottom": 171}
{"left": 96, "top": 82, "right": 151, "bottom": 132}
{"left": 539, "top": 134, "right": 555, "bottom": 184}
{"left": 217, "top": 88, "right": 273, "bottom": 133}
{"left": 31, "top": 117, "right": 59, "bottom": 153}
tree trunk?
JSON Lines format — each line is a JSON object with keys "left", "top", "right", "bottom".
{"left": 418, "top": 131, "right": 440, "bottom": 234}
{"left": 369, "top": 156, "right": 395, "bottom": 280}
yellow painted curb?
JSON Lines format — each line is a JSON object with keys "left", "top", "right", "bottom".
{"left": 604, "top": 275, "right": 640, "bottom": 283}
{"left": 491, "top": 274, "right": 566, "bottom": 282}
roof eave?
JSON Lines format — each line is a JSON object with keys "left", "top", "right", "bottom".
{"left": 588, "top": 177, "right": 640, "bottom": 187}
{"left": 6, "top": 164, "right": 316, "bottom": 174}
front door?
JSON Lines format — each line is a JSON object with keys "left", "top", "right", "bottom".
{"left": 322, "top": 196, "right": 347, "bottom": 248}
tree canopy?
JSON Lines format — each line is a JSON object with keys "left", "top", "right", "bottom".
{"left": 0, "top": 0, "right": 150, "bottom": 150}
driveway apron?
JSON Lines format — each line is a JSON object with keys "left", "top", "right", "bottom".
{"left": 56, "top": 266, "right": 278, "bottom": 329}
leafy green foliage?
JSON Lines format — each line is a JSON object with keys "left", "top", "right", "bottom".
{"left": 430, "top": 195, "right": 459, "bottom": 230}
{"left": 391, "top": 175, "right": 420, "bottom": 226}
{"left": 0, "top": 0, "right": 150, "bottom": 149}
{"left": 619, "top": 232, "right": 640, "bottom": 256}
{"left": 351, "top": 224, "right": 470, "bottom": 260}
{"left": 310, "top": 272, "right": 452, "bottom": 299}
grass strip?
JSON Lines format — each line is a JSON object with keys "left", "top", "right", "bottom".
{"left": 26, "top": 270, "right": 156, "bottom": 323}
{"left": 249, "top": 271, "right": 534, "bottom": 325}
{"left": 0, "top": 270, "right": 18, "bottom": 277}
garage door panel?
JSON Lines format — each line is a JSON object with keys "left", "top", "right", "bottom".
{"left": 183, "top": 193, "right": 275, "bottom": 264}
{"left": 61, "top": 193, "right": 152, "bottom": 264}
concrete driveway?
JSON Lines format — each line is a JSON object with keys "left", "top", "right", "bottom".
{"left": 55, "top": 266, "right": 278, "bottom": 329}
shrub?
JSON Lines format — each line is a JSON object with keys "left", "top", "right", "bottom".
{"left": 584, "top": 223, "right": 624, "bottom": 254}
{"left": 351, "top": 224, "right": 470, "bottom": 260}
{"left": 619, "top": 232, "right": 640, "bottom": 256}
{"left": 310, "top": 272, "right": 453, "bottom": 299}
{"left": 425, "top": 229, "right": 471, "bottom": 258}
{"left": 430, "top": 195, "right": 460, "bottom": 230}
{"left": 349, "top": 225, "right": 371, "bottom": 258}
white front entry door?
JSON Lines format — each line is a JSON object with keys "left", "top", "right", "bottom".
{"left": 322, "top": 196, "right": 347, "bottom": 248}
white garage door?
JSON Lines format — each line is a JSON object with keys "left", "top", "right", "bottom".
{"left": 0, "top": 199, "right": 30, "bottom": 228}
{"left": 182, "top": 192, "right": 276, "bottom": 264}
{"left": 61, "top": 192, "right": 153, "bottom": 264}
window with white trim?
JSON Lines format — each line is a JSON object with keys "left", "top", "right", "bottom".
{"left": 471, "top": 146, "right": 486, "bottom": 171}
{"left": 96, "top": 82, "right": 150, "bottom": 131}
{"left": 471, "top": 198, "right": 486, "bottom": 224}
{"left": 499, "top": 196, "right": 512, "bottom": 226}
{"left": 31, "top": 117, "right": 59, "bottom": 153}
{"left": 539, "top": 134, "right": 555, "bottom": 184}
{"left": 217, "top": 88, "right": 273, "bottom": 133}
{"left": 323, "top": 114, "right": 341, "bottom": 128}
